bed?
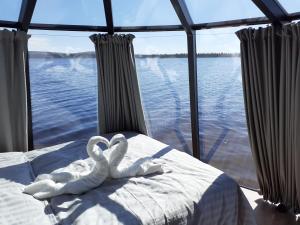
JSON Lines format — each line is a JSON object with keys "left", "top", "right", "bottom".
{"left": 0, "top": 132, "right": 256, "bottom": 225}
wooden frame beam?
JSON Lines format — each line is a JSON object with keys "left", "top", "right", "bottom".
{"left": 186, "top": 32, "right": 201, "bottom": 159}
{"left": 24, "top": 48, "right": 33, "bottom": 150}
{"left": 103, "top": 0, "right": 114, "bottom": 34}
{"left": 171, "top": 0, "right": 200, "bottom": 159}
{"left": 2, "top": 13, "right": 300, "bottom": 33}
{"left": 18, "top": 0, "right": 37, "bottom": 31}
{"left": 289, "top": 12, "right": 300, "bottom": 21}
{"left": 193, "top": 17, "right": 270, "bottom": 30}
{"left": 252, "top": 0, "right": 289, "bottom": 24}
{"left": 0, "top": 20, "right": 19, "bottom": 29}
{"left": 27, "top": 23, "right": 184, "bottom": 32}
{"left": 27, "top": 23, "right": 108, "bottom": 32}
{"left": 18, "top": 0, "right": 37, "bottom": 150}
{"left": 171, "top": 0, "right": 193, "bottom": 34}
{"left": 114, "top": 25, "right": 184, "bottom": 32}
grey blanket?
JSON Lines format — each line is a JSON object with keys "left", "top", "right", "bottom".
{"left": 0, "top": 132, "right": 256, "bottom": 225}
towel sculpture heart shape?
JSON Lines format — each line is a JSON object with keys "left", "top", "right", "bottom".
{"left": 23, "top": 134, "right": 163, "bottom": 199}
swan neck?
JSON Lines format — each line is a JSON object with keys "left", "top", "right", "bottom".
{"left": 87, "top": 139, "right": 104, "bottom": 161}
{"left": 109, "top": 139, "right": 128, "bottom": 167}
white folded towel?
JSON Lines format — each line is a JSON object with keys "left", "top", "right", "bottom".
{"left": 23, "top": 134, "right": 164, "bottom": 199}
{"left": 23, "top": 136, "right": 110, "bottom": 199}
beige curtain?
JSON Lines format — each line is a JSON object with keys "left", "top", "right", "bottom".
{"left": 0, "top": 30, "right": 30, "bottom": 152}
{"left": 90, "top": 34, "right": 147, "bottom": 135}
{"left": 236, "top": 23, "right": 300, "bottom": 213}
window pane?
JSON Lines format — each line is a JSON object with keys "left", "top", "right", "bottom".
{"left": 132, "top": 32, "right": 192, "bottom": 154}
{"left": 28, "top": 31, "right": 98, "bottom": 148}
{"left": 112, "top": 0, "right": 181, "bottom": 26}
{"left": 197, "top": 27, "right": 258, "bottom": 189}
{"left": 186, "top": 0, "right": 264, "bottom": 23}
{"left": 0, "top": 0, "right": 22, "bottom": 21}
{"left": 279, "top": 1, "right": 300, "bottom": 13}
{"left": 31, "top": 0, "right": 106, "bottom": 25}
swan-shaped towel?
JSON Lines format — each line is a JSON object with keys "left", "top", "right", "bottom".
{"left": 107, "top": 134, "right": 163, "bottom": 179}
{"left": 23, "top": 136, "right": 109, "bottom": 199}
{"left": 24, "top": 134, "right": 164, "bottom": 199}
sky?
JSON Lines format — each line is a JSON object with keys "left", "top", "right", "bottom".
{"left": 1, "top": 0, "right": 299, "bottom": 54}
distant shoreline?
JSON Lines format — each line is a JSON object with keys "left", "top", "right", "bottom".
{"left": 29, "top": 51, "right": 240, "bottom": 59}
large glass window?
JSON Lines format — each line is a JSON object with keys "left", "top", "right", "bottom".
{"left": 112, "top": 0, "right": 181, "bottom": 26}
{"left": 279, "top": 1, "right": 300, "bottom": 13}
{"left": 131, "top": 32, "right": 192, "bottom": 154}
{"left": 0, "top": 0, "right": 22, "bottom": 21}
{"left": 196, "top": 27, "right": 258, "bottom": 189}
{"left": 186, "top": 0, "right": 264, "bottom": 23}
{"left": 28, "top": 30, "right": 192, "bottom": 153}
{"left": 28, "top": 30, "right": 98, "bottom": 148}
{"left": 31, "top": 0, "right": 106, "bottom": 25}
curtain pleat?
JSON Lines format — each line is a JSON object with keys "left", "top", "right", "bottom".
{"left": 236, "top": 23, "right": 300, "bottom": 213}
{"left": 0, "top": 30, "right": 30, "bottom": 152}
{"left": 90, "top": 34, "right": 147, "bottom": 135}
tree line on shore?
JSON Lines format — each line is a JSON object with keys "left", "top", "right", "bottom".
{"left": 29, "top": 51, "right": 240, "bottom": 58}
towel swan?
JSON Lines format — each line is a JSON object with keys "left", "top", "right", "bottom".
{"left": 107, "top": 134, "right": 163, "bottom": 179}
{"left": 23, "top": 136, "right": 110, "bottom": 199}
{"left": 24, "top": 134, "right": 164, "bottom": 199}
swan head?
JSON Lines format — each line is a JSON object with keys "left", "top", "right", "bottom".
{"left": 109, "top": 134, "right": 127, "bottom": 148}
{"left": 87, "top": 136, "right": 110, "bottom": 150}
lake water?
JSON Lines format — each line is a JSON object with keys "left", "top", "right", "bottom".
{"left": 29, "top": 56, "right": 258, "bottom": 189}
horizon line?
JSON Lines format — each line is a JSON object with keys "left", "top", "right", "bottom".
{"left": 29, "top": 50, "right": 240, "bottom": 55}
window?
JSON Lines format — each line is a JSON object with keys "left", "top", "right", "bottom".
{"left": 185, "top": 0, "right": 264, "bottom": 23}
{"left": 28, "top": 30, "right": 98, "bottom": 148}
{"left": 196, "top": 27, "right": 258, "bottom": 189}
{"left": 112, "top": 0, "right": 181, "bottom": 26}
{"left": 31, "top": 0, "right": 106, "bottom": 25}
{"left": 131, "top": 32, "right": 192, "bottom": 154}
{"left": 279, "top": 0, "right": 300, "bottom": 13}
{"left": 0, "top": 0, "right": 22, "bottom": 21}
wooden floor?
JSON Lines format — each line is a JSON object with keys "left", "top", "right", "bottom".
{"left": 242, "top": 188, "right": 300, "bottom": 225}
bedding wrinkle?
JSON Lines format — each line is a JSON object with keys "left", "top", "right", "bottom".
{"left": 165, "top": 172, "right": 197, "bottom": 201}
{"left": 133, "top": 176, "right": 169, "bottom": 224}
{"left": 48, "top": 180, "right": 144, "bottom": 225}
{"left": 0, "top": 153, "right": 56, "bottom": 225}
{"left": 26, "top": 151, "right": 60, "bottom": 224}
{"left": 123, "top": 184, "right": 157, "bottom": 224}
{"left": 113, "top": 185, "right": 143, "bottom": 225}
{"left": 128, "top": 172, "right": 196, "bottom": 225}
{"left": 216, "top": 187, "right": 230, "bottom": 225}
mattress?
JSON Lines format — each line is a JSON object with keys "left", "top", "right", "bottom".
{"left": 0, "top": 132, "right": 256, "bottom": 225}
